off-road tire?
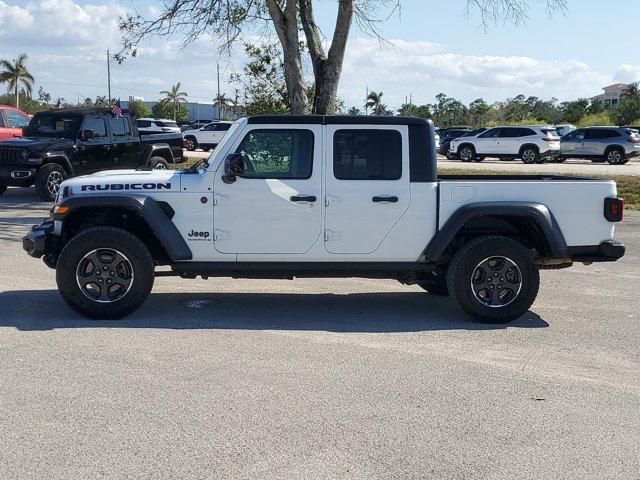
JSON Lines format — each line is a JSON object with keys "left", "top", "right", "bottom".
{"left": 149, "top": 156, "right": 169, "bottom": 170}
{"left": 447, "top": 235, "right": 540, "bottom": 324}
{"left": 35, "top": 163, "right": 66, "bottom": 202}
{"left": 184, "top": 136, "right": 198, "bottom": 151}
{"left": 56, "top": 227, "right": 155, "bottom": 320}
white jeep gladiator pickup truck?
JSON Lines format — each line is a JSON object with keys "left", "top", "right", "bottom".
{"left": 23, "top": 115, "right": 625, "bottom": 323}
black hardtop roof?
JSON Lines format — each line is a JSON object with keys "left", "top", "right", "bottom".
{"left": 247, "top": 115, "right": 429, "bottom": 126}
{"left": 34, "top": 108, "right": 129, "bottom": 116}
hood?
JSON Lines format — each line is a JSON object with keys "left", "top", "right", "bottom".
{"left": 61, "top": 169, "right": 183, "bottom": 195}
{"left": 0, "top": 136, "right": 74, "bottom": 151}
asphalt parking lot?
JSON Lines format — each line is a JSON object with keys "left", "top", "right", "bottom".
{"left": 1, "top": 187, "right": 639, "bottom": 479}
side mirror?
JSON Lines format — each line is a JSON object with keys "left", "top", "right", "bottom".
{"left": 80, "top": 129, "right": 94, "bottom": 141}
{"left": 224, "top": 153, "right": 245, "bottom": 177}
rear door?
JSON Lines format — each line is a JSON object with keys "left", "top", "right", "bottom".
{"left": 583, "top": 129, "right": 613, "bottom": 156}
{"left": 324, "top": 126, "right": 410, "bottom": 254}
{"left": 212, "top": 125, "right": 322, "bottom": 254}
{"left": 108, "top": 115, "right": 139, "bottom": 168}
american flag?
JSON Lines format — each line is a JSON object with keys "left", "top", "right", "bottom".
{"left": 55, "top": 98, "right": 62, "bottom": 109}
{"left": 111, "top": 99, "right": 122, "bottom": 117}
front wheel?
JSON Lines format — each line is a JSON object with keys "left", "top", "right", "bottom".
{"left": 56, "top": 227, "right": 155, "bottom": 320}
{"left": 447, "top": 235, "right": 540, "bottom": 324}
{"left": 459, "top": 146, "right": 476, "bottom": 162}
{"left": 35, "top": 163, "right": 66, "bottom": 201}
{"left": 149, "top": 156, "right": 169, "bottom": 170}
{"left": 184, "top": 136, "right": 198, "bottom": 151}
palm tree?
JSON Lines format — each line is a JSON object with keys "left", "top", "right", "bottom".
{"left": 365, "top": 91, "right": 387, "bottom": 116}
{"left": 347, "top": 107, "right": 362, "bottom": 115}
{"left": 215, "top": 93, "right": 235, "bottom": 118}
{"left": 0, "top": 53, "right": 34, "bottom": 109}
{"left": 621, "top": 82, "right": 639, "bottom": 99}
{"left": 159, "top": 83, "right": 188, "bottom": 120}
{"left": 94, "top": 95, "right": 108, "bottom": 107}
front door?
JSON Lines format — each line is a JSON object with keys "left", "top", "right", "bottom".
{"left": 77, "top": 116, "right": 111, "bottom": 173}
{"left": 561, "top": 129, "right": 584, "bottom": 156}
{"left": 324, "top": 126, "right": 410, "bottom": 254}
{"left": 213, "top": 126, "right": 322, "bottom": 254}
{"left": 474, "top": 127, "right": 501, "bottom": 155}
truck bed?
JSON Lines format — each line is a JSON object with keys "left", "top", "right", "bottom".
{"left": 438, "top": 175, "right": 618, "bottom": 247}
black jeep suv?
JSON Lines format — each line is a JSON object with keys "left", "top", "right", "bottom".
{"left": 0, "top": 108, "right": 183, "bottom": 201}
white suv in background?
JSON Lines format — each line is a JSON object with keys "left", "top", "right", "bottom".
{"left": 448, "top": 126, "right": 561, "bottom": 164}
{"left": 136, "top": 118, "right": 181, "bottom": 135}
{"left": 182, "top": 121, "right": 233, "bottom": 151}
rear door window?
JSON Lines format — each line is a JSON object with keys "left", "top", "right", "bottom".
{"left": 83, "top": 117, "right": 107, "bottom": 140}
{"left": 333, "top": 129, "right": 402, "bottom": 180}
{"left": 109, "top": 116, "right": 131, "bottom": 138}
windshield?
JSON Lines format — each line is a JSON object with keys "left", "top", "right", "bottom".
{"left": 24, "top": 112, "right": 82, "bottom": 138}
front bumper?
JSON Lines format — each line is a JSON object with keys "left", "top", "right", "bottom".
{"left": 568, "top": 240, "right": 625, "bottom": 263}
{"left": 0, "top": 166, "right": 37, "bottom": 187}
{"left": 23, "top": 221, "right": 54, "bottom": 258}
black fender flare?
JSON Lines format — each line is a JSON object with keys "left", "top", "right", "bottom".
{"left": 143, "top": 143, "right": 175, "bottom": 165}
{"left": 54, "top": 195, "right": 192, "bottom": 261}
{"left": 42, "top": 152, "right": 74, "bottom": 175}
{"left": 424, "top": 202, "right": 569, "bottom": 261}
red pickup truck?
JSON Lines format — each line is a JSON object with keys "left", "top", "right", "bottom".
{"left": 0, "top": 105, "right": 31, "bottom": 141}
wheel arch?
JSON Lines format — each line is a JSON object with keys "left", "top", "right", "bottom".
{"left": 142, "top": 143, "right": 175, "bottom": 166}
{"left": 518, "top": 143, "right": 540, "bottom": 155}
{"left": 423, "top": 202, "right": 569, "bottom": 263}
{"left": 54, "top": 195, "right": 192, "bottom": 263}
{"left": 41, "top": 153, "right": 74, "bottom": 175}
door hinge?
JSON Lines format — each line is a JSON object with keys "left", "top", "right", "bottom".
{"left": 213, "top": 193, "right": 231, "bottom": 205}
{"left": 324, "top": 230, "right": 342, "bottom": 241}
{"left": 325, "top": 195, "right": 341, "bottom": 207}
{"left": 214, "top": 229, "right": 231, "bottom": 241}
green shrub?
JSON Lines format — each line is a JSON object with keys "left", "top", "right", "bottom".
{"left": 576, "top": 111, "right": 615, "bottom": 127}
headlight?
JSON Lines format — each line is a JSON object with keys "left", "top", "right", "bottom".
{"left": 20, "top": 149, "right": 28, "bottom": 159}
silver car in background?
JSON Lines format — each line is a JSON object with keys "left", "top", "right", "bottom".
{"left": 559, "top": 126, "right": 640, "bottom": 164}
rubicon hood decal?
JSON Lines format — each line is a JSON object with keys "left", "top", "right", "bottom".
{"left": 81, "top": 182, "right": 172, "bottom": 191}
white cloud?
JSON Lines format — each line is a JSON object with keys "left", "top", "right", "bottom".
{"left": 613, "top": 65, "right": 640, "bottom": 84}
{"left": 0, "top": 1, "right": 616, "bottom": 109}
{"left": 339, "top": 38, "right": 610, "bottom": 107}
{"left": 0, "top": 0, "right": 125, "bottom": 51}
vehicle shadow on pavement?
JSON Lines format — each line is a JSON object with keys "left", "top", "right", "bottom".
{"left": 0, "top": 187, "right": 51, "bottom": 242}
{"left": 0, "top": 290, "right": 549, "bottom": 332}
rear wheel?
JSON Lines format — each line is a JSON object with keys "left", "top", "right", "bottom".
{"left": 606, "top": 148, "right": 624, "bottom": 165}
{"left": 35, "top": 163, "right": 66, "bottom": 201}
{"left": 447, "top": 236, "right": 540, "bottom": 324}
{"left": 56, "top": 227, "right": 155, "bottom": 320}
{"left": 521, "top": 147, "right": 539, "bottom": 164}
{"left": 459, "top": 146, "right": 475, "bottom": 162}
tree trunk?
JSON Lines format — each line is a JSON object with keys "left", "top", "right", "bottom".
{"left": 299, "top": 0, "right": 354, "bottom": 115}
{"left": 266, "top": 0, "right": 308, "bottom": 114}
{"left": 15, "top": 80, "right": 19, "bottom": 109}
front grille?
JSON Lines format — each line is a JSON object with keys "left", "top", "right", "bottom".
{"left": 0, "top": 148, "right": 23, "bottom": 164}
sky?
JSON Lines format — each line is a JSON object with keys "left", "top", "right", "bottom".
{"left": 0, "top": 0, "right": 638, "bottom": 111}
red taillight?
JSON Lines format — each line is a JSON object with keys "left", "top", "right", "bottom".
{"left": 542, "top": 137, "right": 557, "bottom": 142}
{"left": 628, "top": 137, "right": 640, "bottom": 144}
{"left": 604, "top": 197, "right": 624, "bottom": 222}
